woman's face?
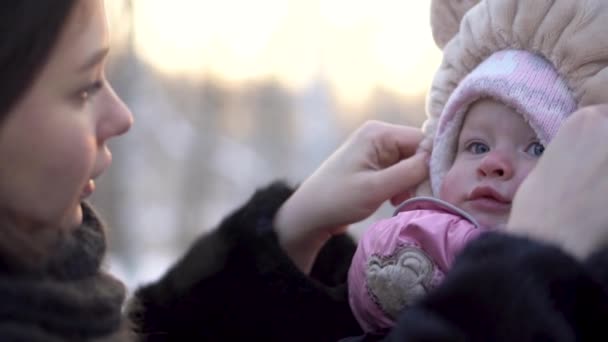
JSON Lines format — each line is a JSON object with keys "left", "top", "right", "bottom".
{"left": 0, "top": 0, "right": 133, "bottom": 231}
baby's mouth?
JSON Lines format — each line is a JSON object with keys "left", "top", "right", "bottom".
{"left": 467, "top": 186, "right": 511, "bottom": 213}
{"left": 469, "top": 186, "right": 510, "bottom": 204}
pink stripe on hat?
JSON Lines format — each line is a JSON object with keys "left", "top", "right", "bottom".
{"left": 429, "top": 50, "right": 576, "bottom": 195}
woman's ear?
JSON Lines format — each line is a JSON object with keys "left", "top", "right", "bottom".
{"left": 431, "top": 0, "right": 481, "bottom": 49}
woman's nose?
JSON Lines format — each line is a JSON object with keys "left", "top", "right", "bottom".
{"left": 97, "top": 86, "right": 133, "bottom": 143}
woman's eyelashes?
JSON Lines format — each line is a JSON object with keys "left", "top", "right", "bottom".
{"left": 76, "top": 79, "right": 104, "bottom": 103}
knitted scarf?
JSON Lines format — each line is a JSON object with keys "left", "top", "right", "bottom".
{"left": 0, "top": 203, "right": 130, "bottom": 341}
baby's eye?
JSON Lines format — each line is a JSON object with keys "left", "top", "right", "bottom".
{"left": 526, "top": 142, "right": 545, "bottom": 157}
{"left": 466, "top": 142, "right": 490, "bottom": 154}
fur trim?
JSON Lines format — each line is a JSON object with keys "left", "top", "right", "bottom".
{"left": 419, "top": 0, "right": 608, "bottom": 196}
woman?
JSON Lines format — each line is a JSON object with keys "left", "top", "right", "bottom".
{"left": 2, "top": 0, "right": 608, "bottom": 341}
{"left": 0, "top": 0, "right": 426, "bottom": 340}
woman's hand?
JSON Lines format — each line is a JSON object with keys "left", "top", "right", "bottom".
{"left": 275, "top": 121, "right": 429, "bottom": 273}
{"left": 508, "top": 105, "right": 608, "bottom": 259}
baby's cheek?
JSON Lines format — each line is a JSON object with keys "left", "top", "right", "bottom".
{"left": 439, "top": 170, "right": 459, "bottom": 203}
{"left": 514, "top": 160, "right": 539, "bottom": 189}
{"left": 438, "top": 179, "right": 449, "bottom": 199}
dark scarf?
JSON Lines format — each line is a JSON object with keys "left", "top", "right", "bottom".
{"left": 0, "top": 203, "right": 129, "bottom": 341}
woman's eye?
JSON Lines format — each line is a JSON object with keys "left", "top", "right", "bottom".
{"left": 78, "top": 80, "right": 104, "bottom": 101}
{"left": 526, "top": 142, "right": 545, "bottom": 157}
{"left": 466, "top": 142, "right": 490, "bottom": 154}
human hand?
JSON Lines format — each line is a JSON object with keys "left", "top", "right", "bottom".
{"left": 507, "top": 105, "right": 608, "bottom": 259}
{"left": 275, "top": 121, "right": 428, "bottom": 272}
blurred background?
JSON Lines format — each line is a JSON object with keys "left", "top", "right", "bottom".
{"left": 96, "top": 0, "right": 442, "bottom": 290}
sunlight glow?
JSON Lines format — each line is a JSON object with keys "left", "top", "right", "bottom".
{"left": 130, "top": 0, "right": 442, "bottom": 106}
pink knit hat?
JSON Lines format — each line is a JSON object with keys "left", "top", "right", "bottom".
{"left": 429, "top": 49, "right": 576, "bottom": 195}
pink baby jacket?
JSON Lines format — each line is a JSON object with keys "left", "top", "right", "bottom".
{"left": 348, "top": 197, "right": 489, "bottom": 333}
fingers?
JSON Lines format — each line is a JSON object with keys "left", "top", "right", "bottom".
{"left": 374, "top": 152, "right": 429, "bottom": 199}
{"left": 379, "top": 123, "right": 426, "bottom": 160}
{"left": 357, "top": 120, "right": 425, "bottom": 159}
{"left": 541, "top": 104, "right": 608, "bottom": 159}
{"left": 562, "top": 104, "right": 608, "bottom": 132}
{"left": 577, "top": 104, "right": 608, "bottom": 118}
{"left": 390, "top": 190, "right": 414, "bottom": 206}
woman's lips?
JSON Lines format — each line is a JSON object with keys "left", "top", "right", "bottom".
{"left": 80, "top": 179, "right": 95, "bottom": 199}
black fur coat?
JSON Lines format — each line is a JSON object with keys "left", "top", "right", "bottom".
{"left": 132, "top": 182, "right": 608, "bottom": 341}
{"left": 2, "top": 182, "right": 608, "bottom": 341}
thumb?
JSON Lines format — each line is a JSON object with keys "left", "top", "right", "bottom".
{"left": 373, "top": 152, "right": 429, "bottom": 199}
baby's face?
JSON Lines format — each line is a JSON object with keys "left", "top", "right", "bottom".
{"left": 439, "top": 99, "right": 544, "bottom": 229}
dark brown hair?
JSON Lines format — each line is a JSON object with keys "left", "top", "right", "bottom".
{"left": 0, "top": 0, "right": 80, "bottom": 271}
{"left": 0, "top": 0, "right": 79, "bottom": 123}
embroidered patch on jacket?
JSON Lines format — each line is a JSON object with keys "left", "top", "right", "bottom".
{"left": 366, "top": 245, "right": 436, "bottom": 318}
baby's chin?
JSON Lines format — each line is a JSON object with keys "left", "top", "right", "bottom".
{"left": 473, "top": 213, "right": 508, "bottom": 230}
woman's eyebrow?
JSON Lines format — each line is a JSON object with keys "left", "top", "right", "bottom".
{"left": 78, "top": 47, "right": 109, "bottom": 72}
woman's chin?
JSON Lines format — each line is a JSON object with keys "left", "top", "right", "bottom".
{"left": 61, "top": 204, "right": 83, "bottom": 231}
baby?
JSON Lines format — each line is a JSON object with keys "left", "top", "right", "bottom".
{"left": 348, "top": 49, "right": 576, "bottom": 333}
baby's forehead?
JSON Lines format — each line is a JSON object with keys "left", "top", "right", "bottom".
{"left": 458, "top": 100, "right": 536, "bottom": 137}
